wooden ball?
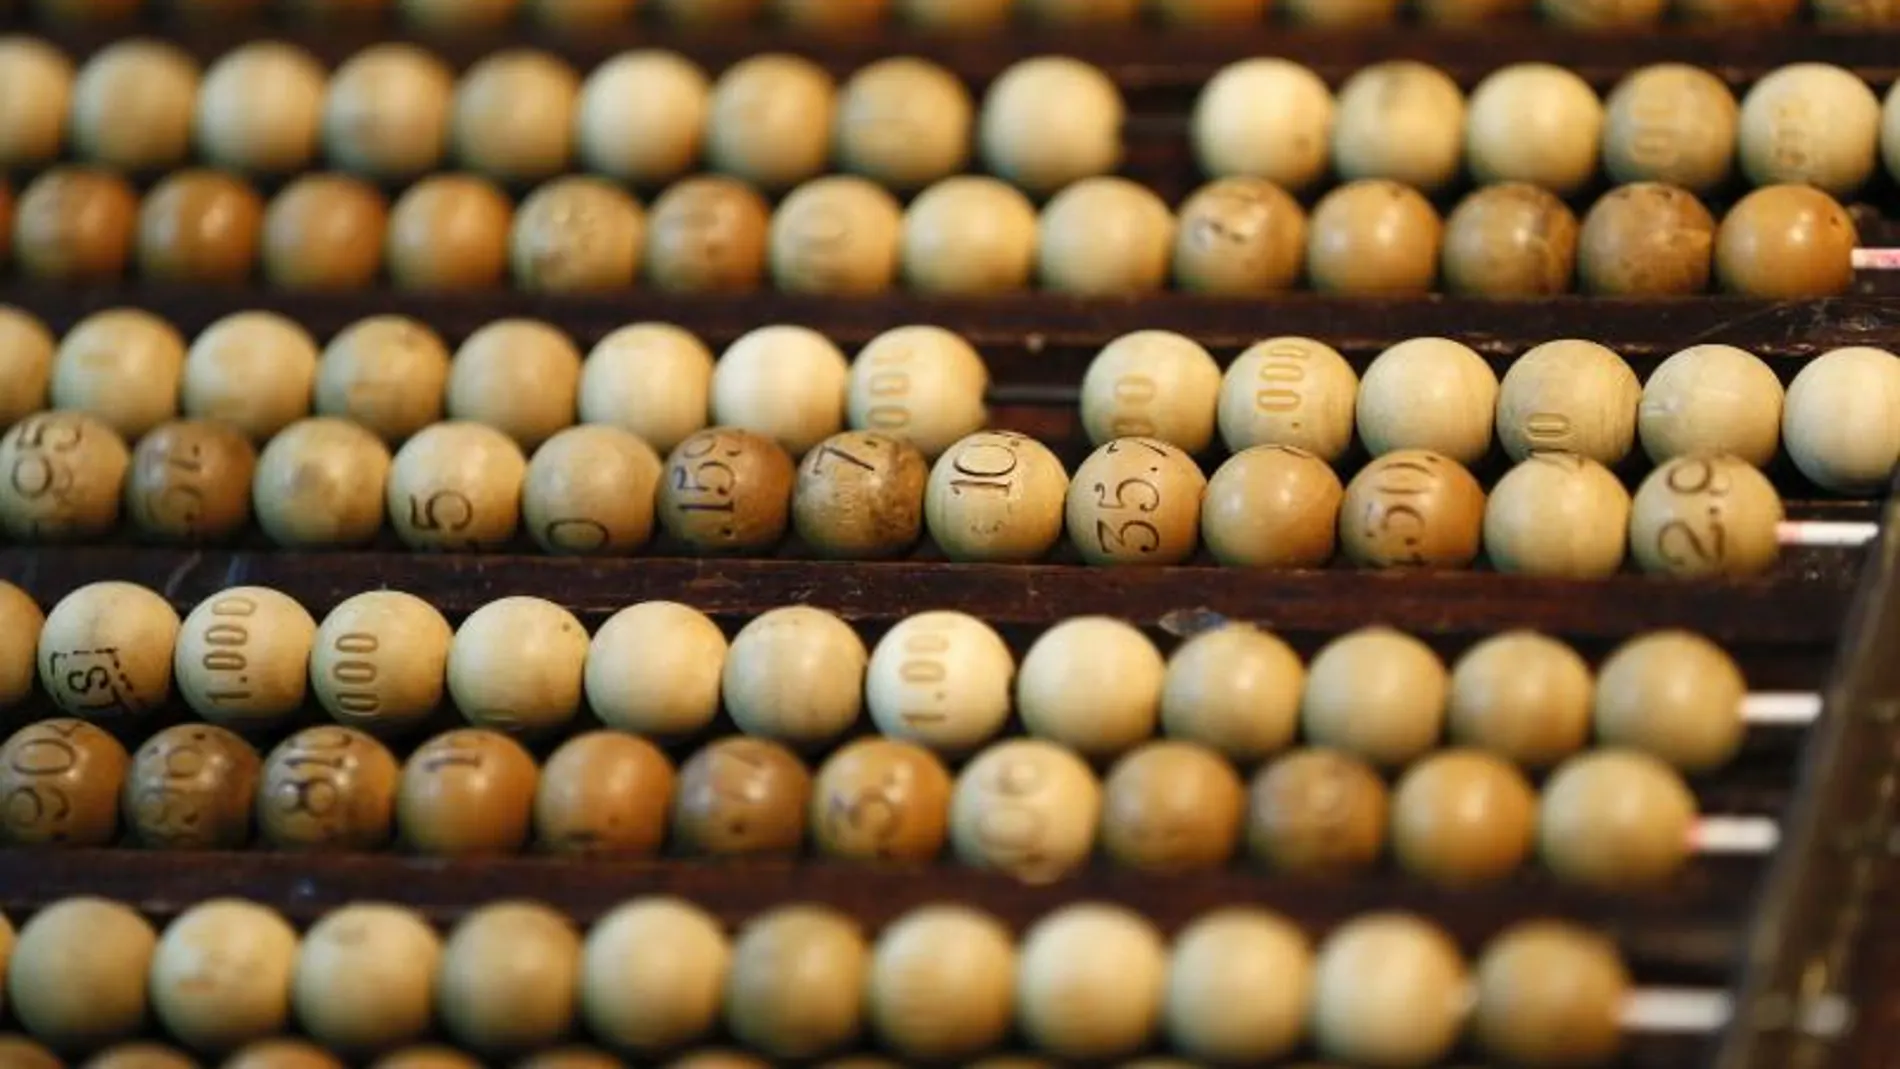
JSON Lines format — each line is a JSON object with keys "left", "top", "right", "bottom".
{"left": 1081, "top": 331, "right": 1221, "bottom": 452}
{"left": 1332, "top": 61, "right": 1465, "bottom": 193}
{"left": 1037, "top": 177, "right": 1175, "bottom": 296}
{"left": 643, "top": 176, "right": 771, "bottom": 293}
{"left": 535, "top": 731, "right": 674, "bottom": 856}
{"left": 1161, "top": 623, "right": 1302, "bottom": 761}
{"left": 0, "top": 411, "right": 129, "bottom": 541}
{"left": 439, "top": 902, "right": 580, "bottom": 1057}
{"left": 1449, "top": 631, "right": 1592, "bottom": 768}
{"left": 1066, "top": 437, "right": 1206, "bottom": 566}
{"left": 1340, "top": 449, "right": 1486, "bottom": 569}
{"left": 1247, "top": 749, "right": 1389, "bottom": 875}
{"left": 524, "top": 426, "right": 661, "bottom": 555}
{"left": 1738, "top": 62, "right": 1881, "bottom": 195}
{"left": 949, "top": 738, "right": 1101, "bottom": 883}
{"left": 1307, "top": 180, "right": 1442, "bottom": 295}
{"left": 1217, "top": 336, "right": 1358, "bottom": 461}
{"left": 1171, "top": 178, "right": 1307, "bottom": 296}
{"left": 1639, "top": 345, "right": 1783, "bottom": 466}
{"left": 253, "top": 418, "right": 391, "bottom": 548}
{"left": 865, "top": 610, "right": 1014, "bottom": 755}
{"left": 0, "top": 307, "right": 54, "bottom": 428}
{"left": 1603, "top": 64, "right": 1738, "bottom": 193}
{"left": 713, "top": 326, "right": 849, "bottom": 456}
{"left": 836, "top": 57, "right": 972, "bottom": 191}
{"left": 173, "top": 586, "right": 314, "bottom": 730}
{"left": 511, "top": 177, "right": 645, "bottom": 294}
{"left": 1202, "top": 445, "right": 1343, "bottom": 569}
{"left": 447, "top": 597, "right": 586, "bottom": 736}
{"left": 1577, "top": 182, "right": 1717, "bottom": 296}
{"left": 577, "top": 50, "right": 708, "bottom": 185}
{"left": 136, "top": 170, "right": 263, "bottom": 286}
{"left": 1311, "top": 914, "right": 1469, "bottom": 1067}
{"left": 1596, "top": 630, "right": 1746, "bottom": 773}
{"left": 1483, "top": 453, "right": 1632, "bottom": 579}
{"left": 706, "top": 54, "right": 835, "bottom": 190}
{"left": 151, "top": 899, "right": 297, "bottom": 1053}
{"left": 1474, "top": 922, "right": 1630, "bottom": 1066}
{"left": 310, "top": 590, "right": 451, "bottom": 737}
{"left": 769, "top": 176, "right": 903, "bottom": 296}
{"left": 1018, "top": 616, "right": 1164, "bottom": 757}
{"left": 38, "top": 581, "right": 178, "bottom": 721}
{"left": 585, "top": 601, "right": 726, "bottom": 738}
{"left": 579, "top": 324, "right": 713, "bottom": 454}
{"left": 261, "top": 175, "right": 388, "bottom": 291}
{"left": 9, "top": 898, "right": 155, "bottom": 1053}
{"left": 124, "top": 721, "right": 260, "bottom": 848}
{"left": 0, "top": 718, "right": 128, "bottom": 846}
{"left": 658, "top": 427, "right": 796, "bottom": 553}
{"left": 1466, "top": 64, "right": 1603, "bottom": 195}
{"left": 0, "top": 36, "right": 73, "bottom": 167}
{"left": 1391, "top": 749, "right": 1537, "bottom": 885}
{"left": 846, "top": 326, "right": 987, "bottom": 460}
{"left": 671, "top": 736, "right": 812, "bottom": 855}
{"left": 1192, "top": 59, "right": 1333, "bottom": 191}
{"left": 222, "top": 1039, "right": 346, "bottom": 1069}
{"left": 386, "top": 175, "right": 513, "bottom": 291}
{"left": 314, "top": 316, "right": 450, "bottom": 444}
{"left": 723, "top": 606, "right": 867, "bottom": 745}
{"left": 13, "top": 167, "right": 138, "bottom": 284}
{"left": 323, "top": 43, "right": 452, "bottom": 180}
{"left": 256, "top": 726, "right": 399, "bottom": 850}
{"left": 1441, "top": 183, "right": 1578, "bottom": 297}
{"left": 0, "top": 581, "right": 44, "bottom": 711}
{"left": 811, "top": 737, "right": 952, "bottom": 861}
{"left": 867, "top": 905, "right": 1014, "bottom": 1060}
{"left": 925, "top": 431, "right": 1069, "bottom": 563}
{"left": 1784, "top": 346, "right": 1900, "bottom": 494}
{"left": 792, "top": 431, "right": 927, "bottom": 559}
{"left": 195, "top": 42, "right": 326, "bottom": 175}
{"left": 1358, "top": 338, "right": 1498, "bottom": 463}
{"left": 386, "top": 421, "right": 528, "bottom": 552}
{"left": 293, "top": 904, "right": 441, "bottom": 1055}
{"left": 900, "top": 176, "right": 1038, "bottom": 295}
{"left": 980, "top": 56, "right": 1123, "bottom": 195}
{"left": 83, "top": 1043, "right": 199, "bottom": 1069}
{"left": 581, "top": 898, "right": 730, "bottom": 1052}
{"left": 1302, "top": 626, "right": 1448, "bottom": 767}
{"left": 1715, "top": 184, "right": 1858, "bottom": 299}
{"left": 725, "top": 906, "right": 868, "bottom": 1059}
{"left": 1538, "top": 748, "right": 1696, "bottom": 888}
{"left": 181, "top": 312, "right": 318, "bottom": 441}
{"left": 368, "top": 1049, "right": 480, "bottom": 1069}
{"left": 452, "top": 51, "right": 578, "bottom": 183}
{"left": 446, "top": 319, "right": 581, "bottom": 449}
{"left": 1101, "top": 740, "right": 1244, "bottom": 872}
{"left": 52, "top": 309, "right": 185, "bottom": 441}
{"left": 399, "top": 728, "right": 539, "bottom": 855}
{"left": 71, "top": 40, "right": 197, "bottom": 171}
{"left": 1497, "top": 339, "right": 1641, "bottom": 464}
{"left": 1016, "top": 904, "right": 1166, "bottom": 1059}
{"left": 1166, "top": 909, "right": 1312, "bottom": 1063}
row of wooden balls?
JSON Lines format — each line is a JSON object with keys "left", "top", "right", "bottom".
{"left": 0, "top": 894, "right": 1638, "bottom": 1069}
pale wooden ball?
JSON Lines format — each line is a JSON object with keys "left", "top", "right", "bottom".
{"left": 1202, "top": 445, "right": 1343, "bottom": 569}
{"left": 644, "top": 176, "right": 772, "bottom": 293}
{"left": 511, "top": 177, "right": 646, "bottom": 293}
{"left": 950, "top": 737, "right": 1102, "bottom": 883}
{"left": 1784, "top": 346, "right": 1900, "bottom": 494}
{"left": 671, "top": 736, "right": 812, "bottom": 855}
{"left": 0, "top": 718, "right": 128, "bottom": 846}
{"left": 311, "top": 590, "right": 451, "bottom": 737}
{"left": 174, "top": 586, "right": 317, "bottom": 730}
{"left": 0, "top": 412, "right": 130, "bottom": 541}
{"left": 1066, "top": 437, "right": 1207, "bottom": 566}
{"left": 811, "top": 737, "right": 952, "bottom": 861}
{"left": 136, "top": 170, "right": 265, "bottom": 286}
{"left": 385, "top": 421, "right": 528, "bottom": 552}
{"left": 1286, "top": 0, "right": 1402, "bottom": 18}
{"left": 1038, "top": 177, "right": 1176, "bottom": 296}
{"left": 1302, "top": 626, "right": 1448, "bottom": 768}
{"left": 1483, "top": 453, "right": 1632, "bottom": 579}
{"left": 1541, "top": 0, "right": 1664, "bottom": 22}
{"left": 222, "top": 1039, "right": 347, "bottom": 1069}
{"left": 1714, "top": 184, "right": 1858, "bottom": 299}
{"left": 1578, "top": 182, "right": 1716, "bottom": 296}
{"left": 385, "top": 174, "right": 514, "bottom": 291}
{"left": 1311, "top": 914, "right": 1469, "bottom": 1067}
{"left": 256, "top": 726, "right": 400, "bottom": 850}
{"left": 534, "top": 731, "right": 674, "bottom": 855}
{"left": 52, "top": 308, "right": 185, "bottom": 440}
{"left": 793, "top": 430, "right": 927, "bottom": 559}
{"left": 867, "top": 905, "right": 1015, "bottom": 1060}
{"left": 866, "top": 610, "right": 1014, "bottom": 755}
{"left": 1357, "top": 337, "right": 1498, "bottom": 463}
{"left": 1016, "top": 904, "right": 1167, "bottom": 1059}
{"left": 1466, "top": 64, "right": 1603, "bottom": 195}
{"left": 397, "top": 728, "right": 539, "bottom": 854}
{"left": 578, "top": 50, "right": 708, "bottom": 185}
{"left": 1166, "top": 909, "right": 1312, "bottom": 1063}
{"left": 1474, "top": 922, "right": 1630, "bottom": 1067}
{"left": 979, "top": 56, "right": 1123, "bottom": 195}
{"left": 712, "top": 325, "right": 850, "bottom": 456}
{"left": 1017, "top": 615, "right": 1164, "bottom": 758}
{"left": 724, "top": 907, "right": 867, "bottom": 1059}
{"left": 1161, "top": 623, "right": 1304, "bottom": 761}
{"left": 1306, "top": 180, "right": 1443, "bottom": 295}
{"left": 1339, "top": 449, "right": 1487, "bottom": 569}
{"left": 0, "top": 36, "right": 73, "bottom": 167}
{"left": 581, "top": 897, "right": 730, "bottom": 1053}
{"left": 1441, "top": 182, "right": 1579, "bottom": 298}
{"left": 1603, "top": 64, "right": 1738, "bottom": 194}
{"left": 1171, "top": 178, "right": 1308, "bottom": 295}
{"left": 261, "top": 175, "right": 389, "bottom": 291}
{"left": 0, "top": 581, "right": 44, "bottom": 711}
{"left": 151, "top": 899, "right": 298, "bottom": 1054}
{"left": 452, "top": 51, "right": 579, "bottom": 183}
{"left": 195, "top": 42, "right": 327, "bottom": 175}
{"left": 836, "top": 57, "right": 972, "bottom": 191}
{"left": 1332, "top": 61, "right": 1465, "bottom": 193}
{"left": 1081, "top": 331, "right": 1222, "bottom": 452}
{"left": 12, "top": 167, "right": 139, "bottom": 284}
{"left": 448, "top": 597, "right": 588, "bottom": 736}
{"left": 580, "top": 324, "right": 713, "bottom": 454}
{"left": 706, "top": 54, "right": 835, "bottom": 190}
{"left": 1192, "top": 59, "right": 1333, "bottom": 192}
{"left": 39, "top": 580, "right": 179, "bottom": 721}
{"left": 769, "top": 176, "right": 903, "bottom": 295}
{"left": 524, "top": 425, "right": 661, "bottom": 555}
{"left": 439, "top": 902, "right": 581, "bottom": 1057}
{"left": 847, "top": 326, "right": 987, "bottom": 459}
{"left": 1738, "top": 62, "right": 1882, "bottom": 196}
{"left": 294, "top": 904, "right": 441, "bottom": 1055}
{"left": 1638, "top": 344, "right": 1783, "bottom": 466}
{"left": 1595, "top": 630, "right": 1746, "bottom": 773}
{"left": 181, "top": 312, "right": 318, "bottom": 442}
{"left": 9, "top": 898, "right": 156, "bottom": 1053}
{"left": 323, "top": 43, "right": 453, "bottom": 180}
{"left": 897, "top": 0, "right": 1013, "bottom": 25}
{"left": 1217, "top": 336, "right": 1359, "bottom": 462}
{"left": 1538, "top": 748, "right": 1696, "bottom": 889}
{"left": 314, "top": 316, "right": 450, "bottom": 444}
{"left": 253, "top": 418, "right": 391, "bottom": 548}
{"left": 446, "top": 319, "right": 582, "bottom": 450}
{"left": 901, "top": 176, "right": 1039, "bottom": 295}
{"left": 1101, "top": 740, "right": 1245, "bottom": 872}
{"left": 1496, "top": 338, "right": 1641, "bottom": 464}
{"left": 0, "top": 307, "right": 54, "bottom": 428}
{"left": 657, "top": 427, "right": 796, "bottom": 553}
{"left": 723, "top": 606, "right": 867, "bottom": 745}
{"left": 70, "top": 40, "right": 198, "bottom": 171}
{"left": 1449, "top": 630, "right": 1593, "bottom": 768}
{"left": 925, "top": 430, "right": 1068, "bottom": 563}
{"left": 585, "top": 601, "right": 727, "bottom": 738}
{"left": 1391, "top": 748, "right": 1537, "bottom": 885}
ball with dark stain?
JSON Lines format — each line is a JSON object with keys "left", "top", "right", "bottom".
{"left": 793, "top": 431, "right": 928, "bottom": 560}
{"left": 1440, "top": 182, "right": 1578, "bottom": 297}
{"left": 1577, "top": 182, "right": 1716, "bottom": 296}
{"left": 658, "top": 427, "right": 797, "bottom": 554}
{"left": 672, "top": 736, "right": 813, "bottom": 856}
{"left": 125, "top": 419, "right": 258, "bottom": 544}
{"left": 123, "top": 722, "right": 262, "bottom": 848}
